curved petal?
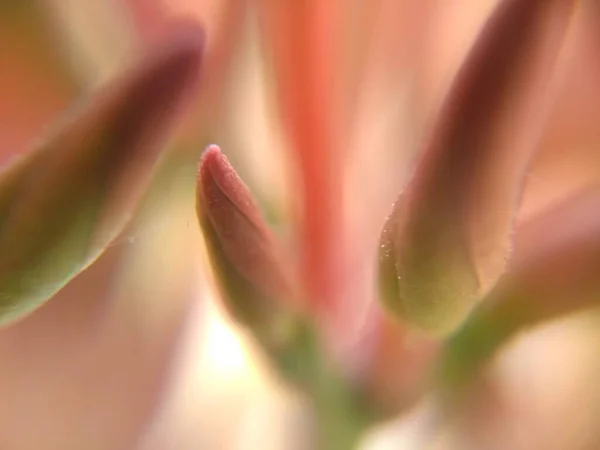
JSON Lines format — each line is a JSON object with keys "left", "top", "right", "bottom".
{"left": 439, "top": 189, "right": 600, "bottom": 391}
{"left": 520, "top": 2, "right": 600, "bottom": 221}
{"left": 254, "top": 0, "right": 346, "bottom": 319}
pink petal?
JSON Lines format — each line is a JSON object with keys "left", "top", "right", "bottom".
{"left": 440, "top": 189, "right": 600, "bottom": 389}
{"left": 254, "top": 0, "right": 346, "bottom": 319}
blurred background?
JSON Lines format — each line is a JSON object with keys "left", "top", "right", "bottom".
{"left": 2, "top": 1, "right": 600, "bottom": 449}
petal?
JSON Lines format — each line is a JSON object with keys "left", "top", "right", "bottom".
{"left": 351, "top": 307, "right": 439, "bottom": 419}
{"left": 255, "top": 0, "right": 346, "bottom": 317}
{"left": 0, "top": 24, "right": 205, "bottom": 325}
{"left": 0, "top": 166, "right": 201, "bottom": 447}
{"left": 0, "top": 2, "right": 78, "bottom": 163}
{"left": 379, "top": 0, "right": 576, "bottom": 334}
{"left": 439, "top": 189, "right": 600, "bottom": 390}
{"left": 122, "top": 0, "right": 245, "bottom": 121}
{"left": 520, "top": 2, "right": 600, "bottom": 221}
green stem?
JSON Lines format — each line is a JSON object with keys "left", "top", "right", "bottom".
{"left": 263, "top": 318, "right": 372, "bottom": 450}
{"left": 312, "top": 383, "right": 371, "bottom": 450}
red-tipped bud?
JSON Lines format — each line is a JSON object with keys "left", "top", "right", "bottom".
{"left": 196, "top": 145, "right": 294, "bottom": 339}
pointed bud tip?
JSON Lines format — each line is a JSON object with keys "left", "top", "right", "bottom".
{"left": 199, "top": 144, "right": 223, "bottom": 169}
{"left": 198, "top": 144, "right": 226, "bottom": 196}
{"left": 198, "top": 145, "right": 224, "bottom": 202}
{"left": 197, "top": 144, "right": 262, "bottom": 225}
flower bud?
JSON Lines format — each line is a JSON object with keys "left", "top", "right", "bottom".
{"left": 379, "top": 0, "right": 575, "bottom": 334}
{"left": 196, "top": 145, "right": 294, "bottom": 343}
{"left": 0, "top": 24, "right": 205, "bottom": 325}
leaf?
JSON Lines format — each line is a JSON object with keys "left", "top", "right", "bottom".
{"left": 0, "top": 24, "right": 205, "bottom": 325}
{"left": 439, "top": 189, "right": 600, "bottom": 390}
{"left": 196, "top": 144, "right": 295, "bottom": 348}
{"left": 379, "top": 0, "right": 576, "bottom": 334}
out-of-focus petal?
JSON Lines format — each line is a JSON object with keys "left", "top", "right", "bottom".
{"left": 351, "top": 307, "right": 439, "bottom": 419}
{"left": 0, "top": 153, "right": 205, "bottom": 449}
{"left": 439, "top": 189, "right": 600, "bottom": 391}
{"left": 379, "top": 0, "right": 575, "bottom": 334}
{"left": 254, "top": 0, "right": 346, "bottom": 319}
{"left": 0, "top": 1, "right": 79, "bottom": 163}
{"left": 0, "top": 25, "right": 205, "bottom": 325}
{"left": 123, "top": 0, "right": 245, "bottom": 121}
{"left": 441, "top": 314, "right": 600, "bottom": 450}
{"left": 520, "top": 2, "right": 600, "bottom": 221}
{"left": 47, "top": 0, "right": 244, "bottom": 143}
{"left": 42, "top": 0, "right": 136, "bottom": 86}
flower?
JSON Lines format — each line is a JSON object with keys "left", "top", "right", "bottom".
{"left": 3, "top": 0, "right": 600, "bottom": 448}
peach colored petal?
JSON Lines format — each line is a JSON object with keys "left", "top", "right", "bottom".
{"left": 255, "top": 0, "right": 346, "bottom": 322}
